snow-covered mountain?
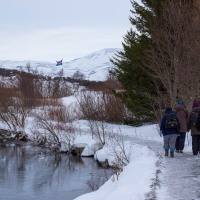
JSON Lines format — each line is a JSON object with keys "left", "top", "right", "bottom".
{"left": 0, "top": 48, "right": 121, "bottom": 81}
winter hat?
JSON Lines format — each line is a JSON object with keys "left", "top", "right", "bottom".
{"left": 192, "top": 101, "right": 200, "bottom": 108}
{"left": 165, "top": 107, "right": 172, "bottom": 114}
{"left": 178, "top": 100, "right": 184, "bottom": 106}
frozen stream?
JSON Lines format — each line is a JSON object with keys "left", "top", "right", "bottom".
{"left": 0, "top": 143, "right": 112, "bottom": 200}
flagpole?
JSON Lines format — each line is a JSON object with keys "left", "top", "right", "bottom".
{"left": 62, "top": 58, "right": 63, "bottom": 77}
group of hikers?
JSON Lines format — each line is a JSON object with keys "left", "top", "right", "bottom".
{"left": 160, "top": 99, "right": 200, "bottom": 158}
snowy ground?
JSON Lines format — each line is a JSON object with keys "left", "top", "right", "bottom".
{"left": 73, "top": 123, "right": 198, "bottom": 200}
{"left": 0, "top": 94, "right": 198, "bottom": 200}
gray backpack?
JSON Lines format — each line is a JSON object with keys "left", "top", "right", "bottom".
{"left": 191, "top": 110, "right": 200, "bottom": 131}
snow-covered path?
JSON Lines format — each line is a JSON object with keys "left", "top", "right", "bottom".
{"left": 158, "top": 151, "right": 200, "bottom": 200}
{"left": 132, "top": 137, "right": 200, "bottom": 200}
{"left": 73, "top": 121, "right": 200, "bottom": 200}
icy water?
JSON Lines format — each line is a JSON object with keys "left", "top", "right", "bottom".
{"left": 0, "top": 143, "right": 111, "bottom": 200}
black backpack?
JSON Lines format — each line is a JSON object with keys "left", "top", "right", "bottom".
{"left": 191, "top": 110, "right": 200, "bottom": 131}
{"left": 164, "top": 113, "right": 179, "bottom": 129}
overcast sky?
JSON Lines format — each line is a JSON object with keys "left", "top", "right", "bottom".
{"left": 0, "top": 0, "right": 132, "bottom": 62}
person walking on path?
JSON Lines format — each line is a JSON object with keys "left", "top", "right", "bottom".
{"left": 187, "top": 100, "right": 200, "bottom": 155}
{"left": 160, "top": 107, "right": 180, "bottom": 158}
{"left": 174, "top": 100, "right": 188, "bottom": 153}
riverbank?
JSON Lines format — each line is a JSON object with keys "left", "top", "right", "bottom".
{"left": 0, "top": 142, "right": 112, "bottom": 200}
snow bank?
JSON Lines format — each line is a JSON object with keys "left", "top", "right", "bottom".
{"left": 74, "top": 144, "right": 157, "bottom": 200}
{"left": 74, "top": 135, "right": 103, "bottom": 156}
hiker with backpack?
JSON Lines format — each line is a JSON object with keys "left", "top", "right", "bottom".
{"left": 174, "top": 100, "right": 188, "bottom": 153}
{"left": 187, "top": 100, "right": 200, "bottom": 155}
{"left": 160, "top": 107, "right": 180, "bottom": 158}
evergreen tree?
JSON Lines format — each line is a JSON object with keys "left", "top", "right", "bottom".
{"left": 111, "top": 0, "right": 200, "bottom": 123}
{"left": 111, "top": 0, "right": 165, "bottom": 123}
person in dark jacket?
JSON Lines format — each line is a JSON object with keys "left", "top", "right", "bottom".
{"left": 160, "top": 107, "right": 180, "bottom": 157}
{"left": 187, "top": 100, "right": 200, "bottom": 155}
{"left": 174, "top": 100, "right": 188, "bottom": 153}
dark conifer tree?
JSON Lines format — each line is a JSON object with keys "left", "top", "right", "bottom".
{"left": 111, "top": 0, "right": 200, "bottom": 123}
{"left": 111, "top": 0, "right": 165, "bottom": 123}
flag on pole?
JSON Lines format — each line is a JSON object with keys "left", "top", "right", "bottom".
{"left": 56, "top": 59, "right": 62, "bottom": 66}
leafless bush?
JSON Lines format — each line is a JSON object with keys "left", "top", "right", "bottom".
{"left": 77, "top": 91, "right": 130, "bottom": 123}
{"left": 110, "top": 157, "right": 123, "bottom": 181}
{"left": 17, "top": 72, "right": 35, "bottom": 107}
{"left": 32, "top": 102, "right": 76, "bottom": 151}
{"left": 105, "top": 72, "right": 122, "bottom": 91}
{"left": 43, "top": 77, "right": 73, "bottom": 98}
{"left": 48, "top": 104, "right": 77, "bottom": 123}
{"left": 108, "top": 129, "right": 131, "bottom": 180}
{"left": 0, "top": 97, "right": 30, "bottom": 132}
{"left": 37, "top": 98, "right": 63, "bottom": 108}
{"left": 25, "top": 61, "right": 31, "bottom": 73}
{"left": 77, "top": 91, "right": 104, "bottom": 121}
{"left": 87, "top": 122, "right": 131, "bottom": 180}
{"left": 87, "top": 120, "right": 110, "bottom": 145}
{"left": 72, "top": 70, "right": 85, "bottom": 80}
{"left": 108, "top": 130, "right": 130, "bottom": 166}
{"left": 20, "top": 75, "right": 73, "bottom": 99}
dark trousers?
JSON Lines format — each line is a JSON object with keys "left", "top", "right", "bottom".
{"left": 175, "top": 132, "right": 186, "bottom": 150}
{"left": 192, "top": 135, "right": 200, "bottom": 155}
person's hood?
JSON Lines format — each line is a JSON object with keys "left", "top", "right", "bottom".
{"left": 192, "top": 101, "right": 200, "bottom": 108}
{"left": 165, "top": 107, "right": 173, "bottom": 114}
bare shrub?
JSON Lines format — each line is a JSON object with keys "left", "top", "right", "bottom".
{"left": 105, "top": 72, "right": 122, "bottom": 91}
{"left": 0, "top": 97, "right": 30, "bottom": 131}
{"left": 77, "top": 91, "right": 104, "bottom": 121}
{"left": 87, "top": 120, "right": 110, "bottom": 145}
{"left": 110, "top": 157, "right": 123, "bottom": 181}
{"left": 72, "top": 70, "right": 85, "bottom": 80}
{"left": 103, "top": 93, "right": 128, "bottom": 123}
{"left": 108, "top": 130, "right": 130, "bottom": 166}
{"left": 25, "top": 61, "right": 31, "bottom": 73}
{"left": 31, "top": 76, "right": 73, "bottom": 99}
{"left": 0, "top": 87, "right": 18, "bottom": 98}
{"left": 77, "top": 91, "right": 130, "bottom": 123}
{"left": 48, "top": 104, "right": 77, "bottom": 123}
{"left": 34, "top": 98, "right": 63, "bottom": 108}
{"left": 70, "top": 82, "right": 81, "bottom": 95}
{"left": 33, "top": 98, "right": 79, "bottom": 124}
{"left": 107, "top": 129, "right": 131, "bottom": 180}
{"left": 44, "top": 77, "right": 73, "bottom": 98}
{"left": 86, "top": 82, "right": 105, "bottom": 91}
{"left": 59, "top": 81, "right": 73, "bottom": 97}
{"left": 17, "top": 72, "right": 35, "bottom": 107}
{"left": 0, "top": 84, "right": 31, "bottom": 132}
{"left": 32, "top": 102, "right": 76, "bottom": 151}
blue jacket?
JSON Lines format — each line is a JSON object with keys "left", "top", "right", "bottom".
{"left": 160, "top": 108, "right": 180, "bottom": 136}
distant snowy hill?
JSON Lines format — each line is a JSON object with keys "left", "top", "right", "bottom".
{"left": 0, "top": 48, "right": 121, "bottom": 81}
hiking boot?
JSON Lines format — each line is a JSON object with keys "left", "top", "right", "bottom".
{"left": 170, "top": 152, "right": 174, "bottom": 158}
{"left": 193, "top": 151, "right": 198, "bottom": 155}
{"left": 179, "top": 150, "right": 183, "bottom": 153}
{"left": 175, "top": 150, "right": 180, "bottom": 153}
{"left": 165, "top": 151, "right": 169, "bottom": 156}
